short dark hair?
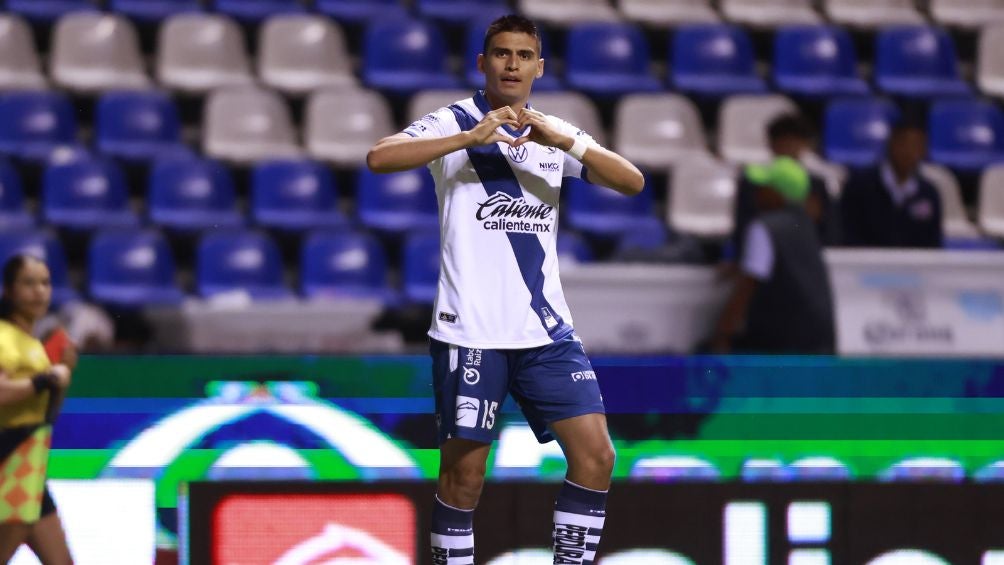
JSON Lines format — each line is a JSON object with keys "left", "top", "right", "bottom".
{"left": 483, "top": 14, "right": 541, "bottom": 56}
{"left": 767, "top": 114, "right": 815, "bottom": 142}
{"left": 0, "top": 254, "right": 43, "bottom": 321}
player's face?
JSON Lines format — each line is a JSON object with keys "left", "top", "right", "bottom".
{"left": 8, "top": 259, "right": 51, "bottom": 323}
{"left": 477, "top": 31, "right": 544, "bottom": 106}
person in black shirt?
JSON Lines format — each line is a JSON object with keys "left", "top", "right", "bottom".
{"left": 840, "top": 121, "right": 943, "bottom": 248}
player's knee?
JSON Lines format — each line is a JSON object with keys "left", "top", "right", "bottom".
{"left": 592, "top": 443, "right": 616, "bottom": 476}
{"left": 441, "top": 460, "right": 487, "bottom": 498}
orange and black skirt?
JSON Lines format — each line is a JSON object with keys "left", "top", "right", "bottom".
{"left": 0, "top": 425, "right": 56, "bottom": 524}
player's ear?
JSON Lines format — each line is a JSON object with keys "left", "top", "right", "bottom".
{"left": 477, "top": 53, "right": 485, "bottom": 74}
{"left": 536, "top": 58, "right": 544, "bottom": 79}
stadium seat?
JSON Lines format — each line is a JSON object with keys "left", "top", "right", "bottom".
{"left": 196, "top": 230, "right": 293, "bottom": 300}
{"left": 203, "top": 86, "right": 301, "bottom": 164}
{"left": 406, "top": 89, "right": 472, "bottom": 124}
{"left": 305, "top": 87, "right": 395, "bottom": 168}
{"left": 931, "top": 0, "right": 1004, "bottom": 30}
{"left": 874, "top": 26, "right": 971, "bottom": 98}
{"left": 156, "top": 13, "right": 253, "bottom": 94}
{"left": 772, "top": 25, "right": 869, "bottom": 97}
{"left": 148, "top": 155, "right": 242, "bottom": 231}
{"left": 717, "top": 94, "right": 798, "bottom": 163}
{"left": 251, "top": 159, "right": 345, "bottom": 231}
{"left": 417, "top": 0, "right": 511, "bottom": 25}
{"left": 402, "top": 230, "right": 440, "bottom": 304}
{"left": 928, "top": 98, "right": 1004, "bottom": 170}
{"left": 824, "top": 0, "right": 925, "bottom": 28}
{"left": 88, "top": 229, "right": 184, "bottom": 306}
{"left": 978, "top": 25, "right": 1004, "bottom": 98}
{"left": 211, "top": 0, "right": 306, "bottom": 24}
{"left": 300, "top": 230, "right": 395, "bottom": 302}
{"left": 823, "top": 97, "right": 900, "bottom": 167}
{"left": 564, "top": 22, "right": 662, "bottom": 97}
{"left": 978, "top": 165, "right": 1004, "bottom": 238}
{"left": 109, "top": 0, "right": 203, "bottom": 23}
{"left": 614, "top": 93, "right": 709, "bottom": 170}
{"left": 0, "top": 230, "right": 77, "bottom": 305}
{"left": 362, "top": 17, "right": 461, "bottom": 94}
{"left": 671, "top": 24, "right": 768, "bottom": 96}
{"left": 527, "top": 91, "right": 607, "bottom": 146}
{"left": 0, "top": 91, "right": 78, "bottom": 162}
{"left": 5, "top": 0, "right": 97, "bottom": 23}
{"left": 355, "top": 167, "right": 439, "bottom": 233}
{"left": 517, "top": 0, "right": 620, "bottom": 25}
{"left": 0, "top": 15, "right": 47, "bottom": 91}
{"left": 616, "top": 220, "right": 670, "bottom": 252}
{"left": 721, "top": 0, "right": 821, "bottom": 27}
{"left": 96, "top": 90, "right": 184, "bottom": 162}
{"left": 50, "top": 13, "right": 150, "bottom": 93}
{"left": 668, "top": 157, "right": 737, "bottom": 238}
{"left": 563, "top": 176, "right": 659, "bottom": 237}
{"left": 619, "top": 0, "right": 720, "bottom": 26}
{"left": 556, "top": 231, "right": 594, "bottom": 264}
{"left": 464, "top": 16, "right": 562, "bottom": 92}
{"left": 0, "top": 160, "right": 33, "bottom": 231}
{"left": 920, "top": 163, "right": 982, "bottom": 240}
{"left": 258, "top": 15, "right": 356, "bottom": 96}
{"left": 43, "top": 151, "right": 140, "bottom": 231}
{"left": 315, "top": 0, "right": 407, "bottom": 24}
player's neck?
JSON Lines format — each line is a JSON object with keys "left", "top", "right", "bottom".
{"left": 484, "top": 89, "right": 528, "bottom": 114}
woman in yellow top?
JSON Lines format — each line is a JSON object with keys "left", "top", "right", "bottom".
{"left": 0, "top": 254, "right": 73, "bottom": 563}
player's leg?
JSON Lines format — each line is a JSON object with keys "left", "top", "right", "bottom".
{"left": 25, "top": 487, "right": 72, "bottom": 565}
{"left": 0, "top": 523, "right": 31, "bottom": 563}
{"left": 433, "top": 438, "right": 490, "bottom": 565}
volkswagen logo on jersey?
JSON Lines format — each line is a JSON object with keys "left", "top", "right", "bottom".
{"left": 507, "top": 144, "right": 528, "bottom": 163}
{"left": 463, "top": 367, "right": 481, "bottom": 385}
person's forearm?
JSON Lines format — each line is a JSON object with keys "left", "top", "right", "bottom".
{"left": 577, "top": 142, "right": 645, "bottom": 196}
{"left": 0, "top": 376, "right": 37, "bottom": 406}
{"left": 367, "top": 133, "right": 474, "bottom": 173}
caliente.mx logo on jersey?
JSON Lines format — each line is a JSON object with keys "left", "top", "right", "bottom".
{"left": 476, "top": 192, "right": 555, "bottom": 234}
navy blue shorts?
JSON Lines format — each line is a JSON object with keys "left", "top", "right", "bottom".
{"left": 430, "top": 333, "right": 605, "bottom": 445}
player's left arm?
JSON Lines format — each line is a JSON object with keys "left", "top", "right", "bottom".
{"left": 515, "top": 108, "right": 644, "bottom": 196}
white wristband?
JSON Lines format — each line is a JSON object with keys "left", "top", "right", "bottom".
{"left": 565, "top": 137, "right": 588, "bottom": 161}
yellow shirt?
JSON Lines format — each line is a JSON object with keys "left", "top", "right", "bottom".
{"left": 0, "top": 319, "right": 51, "bottom": 428}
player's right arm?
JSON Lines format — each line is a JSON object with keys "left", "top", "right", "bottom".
{"left": 367, "top": 107, "right": 520, "bottom": 173}
{"left": 0, "top": 365, "right": 69, "bottom": 406}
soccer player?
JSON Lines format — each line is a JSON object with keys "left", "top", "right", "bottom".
{"left": 0, "top": 255, "right": 73, "bottom": 564}
{"left": 367, "top": 14, "right": 645, "bottom": 565}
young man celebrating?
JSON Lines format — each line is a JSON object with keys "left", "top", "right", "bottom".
{"left": 367, "top": 14, "right": 644, "bottom": 565}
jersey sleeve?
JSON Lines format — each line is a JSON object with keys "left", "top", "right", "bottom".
{"left": 549, "top": 116, "right": 599, "bottom": 180}
{"left": 741, "top": 220, "right": 775, "bottom": 281}
{"left": 402, "top": 106, "right": 458, "bottom": 139}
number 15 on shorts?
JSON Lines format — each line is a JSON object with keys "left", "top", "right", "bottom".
{"left": 456, "top": 395, "right": 498, "bottom": 430}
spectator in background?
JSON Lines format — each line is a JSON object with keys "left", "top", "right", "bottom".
{"left": 840, "top": 120, "right": 943, "bottom": 248}
{"left": 731, "top": 114, "right": 839, "bottom": 260}
{"left": 712, "top": 157, "right": 835, "bottom": 354}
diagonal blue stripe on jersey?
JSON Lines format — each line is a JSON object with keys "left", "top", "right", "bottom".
{"left": 448, "top": 103, "right": 572, "bottom": 341}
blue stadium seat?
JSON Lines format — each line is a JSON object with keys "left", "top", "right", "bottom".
{"left": 5, "top": 0, "right": 97, "bottom": 23}
{"left": 300, "top": 229, "right": 396, "bottom": 303}
{"left": 362, "top": 17, "right": 461, "bottom": 94}
{"left": 0, "top": 230, "right": 77, "bottom": 305}
{"left": 671, "top": 24, "right": 767, "bottom": 96}
{"left": 402, "top": 229, "right": 440, "bottom": 304}
{"left": 617, "top": 220, "right": 669, "bottom": 252}
{"left": 565, "top": 22, "right": 662, "bottom": 97}
{"left": 557, "top": 231, "right": 594, "bottom": 264}
{"left": 417, "top": 0, "right": 510, "bottom": 24}
{"left": 929, "top": 98, "right": 1004, "bottom": 171}
{"left": 148, "top": 155, "right": 242, "bottom": 231}
{"left": 251, "top": 159, "right": 346, "bottom": 231}
{"left": 211, "top": 0, "right": 306, "bottom": 23}
{"left": 109, "top": 0, "right": 203, "bottom": 23}
{"left": 464, "top": 15, "right": 562, "bottom": 91}
{"left": 0, "top": 160, "right": 34, "bottom": 231}
{"left": 773, "top": 25, "right": 868, "bottom": 97}
{"left": 564, "top": 176, "right": 657, "bottom": 237}
{"left": 316, "top": 0, "right": 406, "bottom": 23}
{"left": 43, "top": 152, "right": 139, "bottom": 230}
{"left": 0, "top": 91, "right": 78, "bottom": 162}
{"left": 356, "top": 167, "right": 439, "bottom": 233}
{"left": 88, "top": 229, "right": 184, "bottom": 306}
{"left": 823, "top": 97, "right": 900, "bottom": 167}
{"left": 96, "top": 90, "right": 184, "bottom": 163}
{"left": 875, "top": 26, "right": 970, "bottom": 98}
{"left": 196, "top": 230, "right": 293, "bottom": 300}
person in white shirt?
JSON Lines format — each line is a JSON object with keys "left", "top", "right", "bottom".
{"left": 367, "top": 14, "right": 644, "bottom": 565}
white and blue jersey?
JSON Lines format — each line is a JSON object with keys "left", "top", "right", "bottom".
{"left": 403, "top": 90, "right": 597, "bottom": 350}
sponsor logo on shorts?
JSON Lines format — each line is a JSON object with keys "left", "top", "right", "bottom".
{"left": 462, "top": 367, "right": 480, "bottom": 385}
{"left": 465, "top": 348, "right": 482, "bottom": 367}
{"left": 455, "top": 395, "right": 479, "bottom": 428}
{"left": 571, "top": 370, "right": 596, "bottom": 382}
{"left": 438, "top": 311, "right": 458, "bottom": 324}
